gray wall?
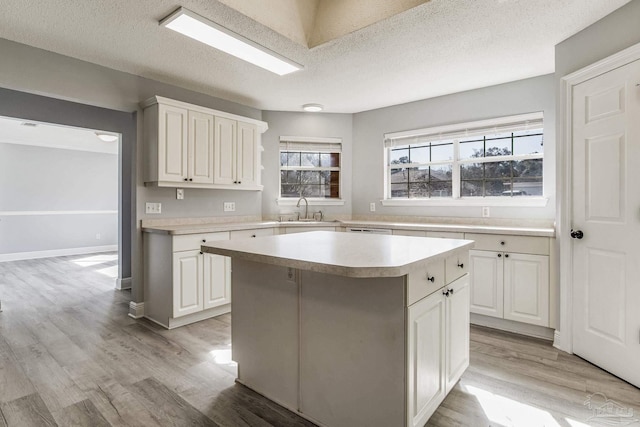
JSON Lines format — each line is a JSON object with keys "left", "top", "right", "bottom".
{"left": 352, "top": 74, "right": 556, "bottom": 220}
{"left": 0, "top": 38, "right": 263, "bottom": 303}
{"left": 555, "top": 0, "right": 640, "bottom": 79}
{"left": 261, "top": 111, "right": 353, "bottom": 219}
{"left": 0, "top": 143, "right": 118, "bottom": 253}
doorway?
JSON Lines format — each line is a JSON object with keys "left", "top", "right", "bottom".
{"left": 0, "top": 116, "right": 120, "bottom": 280}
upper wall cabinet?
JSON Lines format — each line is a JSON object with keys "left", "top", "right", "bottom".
{"left": 142, "top": 96, "right": 267, "bottom": 190}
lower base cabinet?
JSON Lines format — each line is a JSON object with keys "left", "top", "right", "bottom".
{"left": 231, "top": 252, "right": 470, "bottom": 427}
{"left": 408, "top": 275, "right": 470, "bottom": 427}
{"left": 144, "top": 231, "right": 232, "bottom": 329}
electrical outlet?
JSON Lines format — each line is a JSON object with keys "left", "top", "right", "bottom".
{"left": 176, "top": 188, "right": 184, "bottom": 200}
{"left": 223, "top": 202, "right": 236, "bottom": 212}
{"left": 146, "top": 202, "right": 162, "bottom": 214}
{"left": 370, "top": 202, "right": 376, "bottom": 212}
{"left": 482, "top": 206, "right": 490, "bottom": 218}
{"left": 95, "top": 233, "right": 101, "bottom": 240}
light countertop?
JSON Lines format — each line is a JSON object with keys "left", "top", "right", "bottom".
{"left": 201, "top": 231, "right": 474, "bottom": 278}
{"left": 341, "top": 220, "right": 555, "bottom": 237}
{"left": 142, "top": 219, "right": 554, "bottom": 237}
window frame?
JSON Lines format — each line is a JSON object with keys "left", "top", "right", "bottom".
{"left": 277, "top": 136, "right": 345, "bottom": 206}
{"left": 383, "top": 113, "right": 547, "bottom": 207}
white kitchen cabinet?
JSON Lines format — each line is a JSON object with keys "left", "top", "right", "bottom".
{"left": 213, "top": 117, "right": 259, "bottom": 188}
{"left": 503, "top": 253, "right": 549, "bottom": 327}
{"left": 143, "top": 96, "right": 267, "bottom": 190}
{"left": 188, "top": 110, "right": 215, "bottom": 184}
{"left": 157, "top": 104, "right": 188, "bottom": 183}
{"left": 445, "top": 276, "right": 470, "bottom": 391}
{"left": 203, "top": 252, "right": 231, "bottom": 309}
{"left": 144, "top": 231, "right": 232, "bottom": 328}
{"left": 407, "top": 287, "right": 445, "bottom": 427}
{"left": 467, "top": 233, "right": 550, "bottom": 328}
{"left": 172, "top": 249, "right": 203, "bottom": 317}
{"left": 469, "top": 250, "right": 504, "bottom": 318}
{"left": 236, "top": 121, "right": 259, "bottom": 187}
{"left": 407, "top": 274, "right": 470, "bottom": 427}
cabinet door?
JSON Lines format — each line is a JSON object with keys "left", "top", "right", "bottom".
{"left": 503, "top": 253, "right": 549, "bottom": 327}
{"left": 445, "top": 275, "right": 470, "bottom": 392}
{"left": 407, "top": 291, "right": 446, "bottom": 427}
{"left": 188, "top": 111, "right": 214, "bottom": 184}
{"left": 203, "top": 253, "right": 231, "bottom": 309}
{"left": 172, "top": 250, "right": 203, "bottom": 318}
{"left": 158, "top": 105, "right": 188, "bottom": 182}
{"left": 469, "top": 250, "right": 503, "bottom": 318}
{"left": 236, "top": 122, "right": 259, "bottom": 187}
{"left": 213, "top": 116, "right": 237, "bottom": 185}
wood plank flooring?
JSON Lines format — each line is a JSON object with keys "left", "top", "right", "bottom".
{"left": 1, "top": 253, "right": 639, "bottom": 427}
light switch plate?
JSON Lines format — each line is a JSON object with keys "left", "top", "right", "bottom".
{"left": 176, "top": 188, "right": 184, "bottom": 200}
{"left": 482, "top": 206, "right": 490, "bottom": 217}
{"left": 146, "top": 202, "right": 162, "bottom": 214}
{"left": 223, "top": 202, "right": 236, "bottom": 212}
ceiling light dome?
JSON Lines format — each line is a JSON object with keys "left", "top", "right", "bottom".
{"left": 95, "top": 132, "right": 118, "bottom": 142}
{"left": 303, "top": 103, "right": 323, "bottom": 112}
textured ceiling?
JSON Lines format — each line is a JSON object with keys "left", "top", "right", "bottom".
{"left": 0, "top": 0, "right": 631, "bottom": 113}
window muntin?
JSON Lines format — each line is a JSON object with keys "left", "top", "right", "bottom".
{"left": 279, "top": 144, "right": 341, "bottom": 199}
{"left": 385, "top": 114, "right": 543, "bottom": 200}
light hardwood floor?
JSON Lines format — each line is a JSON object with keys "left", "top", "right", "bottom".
{"left": 0, "top": 253, "right": 638, "bottom": 427}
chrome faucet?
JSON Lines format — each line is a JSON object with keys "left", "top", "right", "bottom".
{"left": 296, "top": 196, "right": 309, "bottom": 220}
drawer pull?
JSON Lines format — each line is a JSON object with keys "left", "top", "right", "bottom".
{"left": 427, "top": 276, "right": 435, "bottom": 283}
{"left": 457, "top": 262, "right": 464, "bottom": 268}
{"left": 449, "top": 288, "right": 455, "bottom": 294}
{"left": 498, "top": 253, "right": 502, "bottom": 258}
{"left": 199, "top": 251, "right": 203, "bottom": 255}
{"left": 251, "top": 234, "right": 257, "bottom": 238}
{"left": 202, "top": 239, "right": 206, "bottom": 243}
{"left": 443, "top": 289, "right": 450, "bottom": 297}
{"left": 500, "top": 241, "right": 505, "bottom": 246}
{"left": 505, "top": 253, "right": 509, "bottom": 258}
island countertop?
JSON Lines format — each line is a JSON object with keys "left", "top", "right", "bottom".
{"left": 201, "top": 230, "right": 474, "bottom": 278}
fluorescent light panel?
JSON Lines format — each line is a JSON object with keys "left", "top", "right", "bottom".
{"left": 160, "top": 7, "right": 302, "bottom": 76}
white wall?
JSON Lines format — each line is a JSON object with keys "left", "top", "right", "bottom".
{"left": 352, "top": 74, "right": 556, "bottom": 220}
{"left": 261, "top": 111, "right": 353, "bottom": 219}
{"left": 0, "top": 142, "right": 118, "bottom": 255}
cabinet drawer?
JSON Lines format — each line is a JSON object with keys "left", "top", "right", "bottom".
{"left": 230, "top": 228, "right": 274, "bottom": 240}
{"left": 464, "top": 233, "right": 549, "bottom": 255}
{"left": 173, "top": 232, "right": 230, "bottom": 252}
{"left": 426, "top": 231, "right": 464, "bottom": 239}
{"left": 393, "top": 229, "right": 426, "bottom": 237}
{"left": 284, "top": 227, "right": 336, "bottom": 234}
{"left": 407, "top": 259, "right": 445, "bottom": 306}
{"left": 445, "top": 252, "right": 469, "bottom": 283}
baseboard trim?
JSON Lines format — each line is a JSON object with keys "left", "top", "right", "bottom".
{"left": 553, "top": 330, "right": 572, "bottom": 353}
{"left": 471, "top": 313, "right": 555, "bottom": 341}
{"left": 116, "top": 277, "right": 132, "bottom": 290}
{"left": 128, "top": 301, "right": 145, "bottom": 319}
{"left": 0, "top": 245, "right": 118, "bottom": 262}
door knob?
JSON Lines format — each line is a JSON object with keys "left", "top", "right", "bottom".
{"left": 570, "top": 229, "right": 584, "bottom": 239}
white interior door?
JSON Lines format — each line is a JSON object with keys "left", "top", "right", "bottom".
{"left": 571, "top": 58, "right": 640, "bottom": 388}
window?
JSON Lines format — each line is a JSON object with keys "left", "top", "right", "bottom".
{"left": 279, "top": 137, "right": 342, "bottom": 200}
{"left": 385, "top": 113, "right": 544, "bottom": 202}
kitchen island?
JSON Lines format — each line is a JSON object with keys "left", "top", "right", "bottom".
{"left": 202, "top": 231, "right": 474, "bottom": 427}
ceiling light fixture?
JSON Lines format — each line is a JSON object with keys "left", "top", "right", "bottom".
{"left": 302, "top": 104, "right": 323, "bottom": 112}
{"left": 160, "top": 7, "right": 302, "bottom": 76}
{"left": 95, "top": 132, "right": 118, "bottom": 142}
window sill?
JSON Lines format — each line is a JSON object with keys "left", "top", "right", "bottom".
{"left": 381, "top": 197, "right": 549, "bottom": 207}
{"left": 277, "top": 198, "right": 345, "bottom": 207}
